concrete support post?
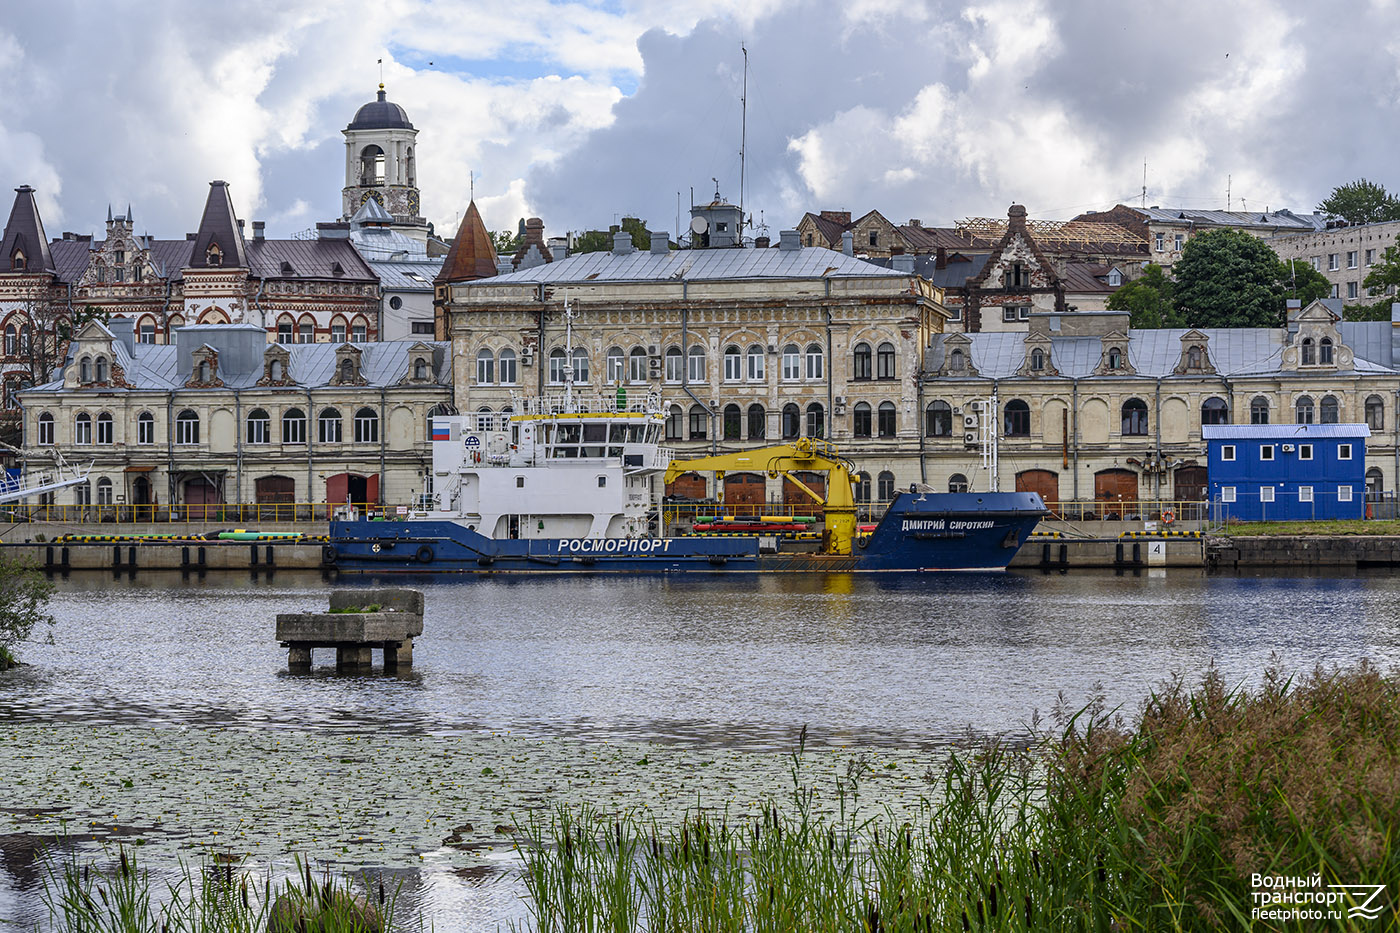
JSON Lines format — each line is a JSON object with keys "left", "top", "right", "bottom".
{"left": 288, "top": 645, "right": 312, "bottom": 670}
{"left": 336, "top": 645, "right": 372, "bottom": 670}
{"left": 385, "top": 638, "right": 413, "bottom": 670}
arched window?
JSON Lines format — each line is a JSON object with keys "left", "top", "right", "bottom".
{"left": 499, "top": 348, "right": 517, "bottom": 385}
{"left": 548, "top": 348, "right": 568, "bottom": 385}
{"left": 877, "top": 401, "right": 897, "bottom": 437}
{"left": 688, "top": 404, "right": 708, "bottom": 440}
{"left": 949, "top": 473, "right": 970, "bottom": 494}
{"left": 74, "top": 412, "right": 92, "bottom": 445}
{"left": 686, "top": 345, "right": 705, "bottom": 382}
{"left": 37, "top": 411, "right": 54, "bottom": 446}
{"left": 246, "top": 408, "right": 270, "bottom": 444}
{"left": 476, "top": 349, "right": 494, "bottom": 385}
{"left": 1301, "top": 337, "right": 1316, "bottom": 366}
{"left": 1295, "top": 395, "right": 1315, "bottom": 424}
{"left": 136, "top": 411, "right": 154, "bottom": 445}
{"left": 11, "top": 250, "right": 24, "bottom": 271}
{"left": 746, "top": 345, "right": 765, "bottom": 381}
{"left": 723, "top": 404, "right": 741, "bottom": 439}
{"left": 877, "top": 342, "right": 896, "bottom": 379}
{"left": 781, "top": 344, "right": 801, "bottom": 381}
{"left": 96, "top": 477, "right": 113, "bottom": 506}
{"left": 747, "top": 404, "right": 766, "bottom": 440}
{"left": 1366, "top": 395, "right": 1385, "bottom": 431}
{"left": 318, "top": 408, "right": 342, "bottom": 443}
{"left": 414, "top": 358, "right": 429, "bottom": 380}
{"left": 723, "top": 346, "right": 742, "bottom": 382}
{"left": 665, "top": 404, "right": 683, "bottom": 441}
{"left": 1187, "top": 345, "right": 1203, "bottom": 369}
{"left": 350, "top": 318, "right": 368, "bottom": 342}
{"left": 18, "top": 325, "right": 29, "bottom": 354}
{"left": 949, "top": 348, "right": 965, "bottom": 372}
{"left": 79, "top": 356, "right": 92, "bottom": 383}
{"left": 1320, "top": 337, "right": 1334, "bottom": 365}
{"left": 572, "top": 347, "right": 589, "bottom": 384}
{"left": 1201, "top": 397, "right": 1230, "bottom": 425}
{"left": 926, "top": 400, "right": 952, "bottom": 437}
{"left": 425, "top": 403, "right": 452, "bottom": 442}
{"left": 96, "top": 412, "right": 113, "bottom": 445}
{"left": 1366, "top": 467, "right": 1385, "bottom": 499}
{"left": 95, "top": 357, "right": 109, "bottom": 383}
{"left": 175, "top": 409, "right": 199, "bottom": 445}
{"left": 628, "top": 346, "right": 647, "bottom": 383}
{"left": 354, "top": 407, "right": 378, "bottom": 443}
{"left": 781, "top": 403, "right": 801, "bottom": 439}
{"left": 854, "top": 471, "right": 872, "bottom": 503}
{"left": 3, "top": 324, "right": 14, "bottom": 356}
{"left": 198, "top": 360, "right": 211, "bottom": 383}
{"left": 877, "top": 471, "right": 895, "bottom": 501}
{"left": 338, "top": 358, "right": 354, "bottom": 382}
{"left": 1030, "top": 348, "right": 1045, "bottom": 372}
{"left": 853, "top": 401, "right": 872, "bottom": 438}
{"left": 664, "top": 346, "right": 683, "bottom": 382}
{"left": 269, "top": 359, "right": 284, "bottom": 382}
{"left": 606, "top": 347, "right": 625, "bottom": 383}
{"left": 1250, "top": 396, "right": 1270, "bottom": 425}
{"left": 1003, "top": 400, "right": 1030, "bottom": 437}
{"left": 277, "top": 315, "right": 294, "bottom": 343}
{"left": 806, "top": 402, "right": 825, "bottom": 439}
{"left": 852, "top": 342, "right": 872, "bottom": 381}
{"left": 205, "top": 246, "right": 221, "bottom": 267}
{"left": 1107, "top": 347, "right": 1123, "bottom": 370}
{"left": 359, "top": 144, "right": 386, "bottom": 185}
{"left": 1121, "top": 398, "right": 1148, "bottom": 435}
{"left": 805, "top": 344, "right": 824, "bottom": 380}
{"left": 330, "top": 318, "right": 347, "bottom": 343}
{"left": 1320, "top": 395, "right": 1339, "bottom": 424}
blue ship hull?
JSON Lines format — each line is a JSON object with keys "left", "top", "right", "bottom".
{"left": 327, "top": 491, "right": 1046, "bottom": 574}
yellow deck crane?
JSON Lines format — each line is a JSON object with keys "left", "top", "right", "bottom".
{"left": 663, "top": 438, "right": 859, "bottom": 555}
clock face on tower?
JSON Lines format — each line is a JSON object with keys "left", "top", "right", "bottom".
{"left": 360, "top": 191, "right": 385, "bottom": 208}
{"left": 406, "top": 190, "right": 420, "bottom": 215}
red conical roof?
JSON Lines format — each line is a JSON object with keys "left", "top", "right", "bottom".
{"left": 435, "top": 201, "right": 498, "bottom": 284}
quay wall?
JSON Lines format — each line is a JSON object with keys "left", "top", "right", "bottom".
{"left": 1207, "top": 535, "right": 1400, "bottom": 568}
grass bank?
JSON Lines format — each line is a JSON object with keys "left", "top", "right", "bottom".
{"left": 514, "top": 662, "right": 1400, "bottom": 931}
{"left": 1214, "top": 518, "right": 1400, "bottom": 536}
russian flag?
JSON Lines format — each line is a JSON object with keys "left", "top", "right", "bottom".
{"left": 431, "top": 421, "right": 452, "bottom": 442}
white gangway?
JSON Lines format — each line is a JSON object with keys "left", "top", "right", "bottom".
{"left": 0, "top": 442, "right": 92, "bottom": 505}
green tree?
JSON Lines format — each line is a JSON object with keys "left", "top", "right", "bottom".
{"left": 491, "top": 230, "right": 519, "bottom": 255}
{"left": 571, "top": 230, "right": 611, "bottom": 254}
{"left": 572, "top": 217, "right": 658, "bottom": 254}
{"left": 1363, "top": 233, "right": 1400, "bottom": 300}
{"left": 1316, "top": 178, "right": 1400, "bottom": 225}
{"left": 1275, "top": 258, "right": 1332, "bottom": 306}
{"left": 1172, "top": 228, "right": 1287, "bottom": 328}
{"left": 1106, "top": 264, "right": 1184, "bottom": 328}
{"left": 0, "top": 554, "right": 55, "bottom": 669}
{"left": 1343, "top": 302, "right": 1391, "bottom": 322}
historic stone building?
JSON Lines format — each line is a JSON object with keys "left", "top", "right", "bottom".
{"left": 441, "top": 200, "right": 952, "bottom": 506}
{"left": 1268, "top": 218, "right": 1400, "bottom": 304}
{"left": 340, "top": 84, "right": 430, "bottom": 242}
{"left": 1080, "top": 204, "right": 1328, "bottom": 275}
{"left": 919, "top": 301, "right": 1400, "bottom": 510}
{"left": 17, "top": 321, "right": 451, "bottom": 510}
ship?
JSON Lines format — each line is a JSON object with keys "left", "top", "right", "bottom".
{"left": 327, "top": 386, "right": 1047, "bottom": 575}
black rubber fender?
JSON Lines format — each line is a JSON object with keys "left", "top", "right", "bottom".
{"left": 322, "top": 544, "right": 338, "bottom": 564}
{"left": 415, "top": 544, "right": 434, "bottom": 564}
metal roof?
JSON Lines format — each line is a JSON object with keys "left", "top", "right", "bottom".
{"left": 1135, "top": 207, "right": 1326, "bottom": 231}
{"left": 246, "top": 239, "right": 376, "bottom": 282}
{"left": 1203, "top": 424, "right": 1371, "bottom": 440}
{"left": 478, "top": 244, "right": 900, "bottom": 285}
{"left": 369, "top": 259, "right": 440, "bottom": 292}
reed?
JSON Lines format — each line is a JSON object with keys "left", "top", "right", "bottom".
{"left": 514, "top": 661, "right": 1400, "bottom": 931}
{"left": 41, "top": 849, "right": 401, "bottom": 933}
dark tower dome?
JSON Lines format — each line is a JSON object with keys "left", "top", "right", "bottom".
{"left": 347, "top": 84, "right": 414, "bottom": 131}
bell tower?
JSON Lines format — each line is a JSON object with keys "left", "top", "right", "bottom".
{"left": 341, "top": 84, "right": 427, "bottom": 240}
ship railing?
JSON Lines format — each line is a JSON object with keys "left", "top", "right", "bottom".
{"left": 509, "top": 389, "right": 664, "bottom": 417}
{"left": 0, "top": 501, "right": 406, "bottom": 525}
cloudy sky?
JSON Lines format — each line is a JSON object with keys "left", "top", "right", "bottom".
{"left": 1, "top": 0, "right": 1397, "bottom": 243}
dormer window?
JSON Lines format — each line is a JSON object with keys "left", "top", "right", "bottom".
{"left": 79, "top": 356, "right": 92, "bottom": 383}
{"left": 1002, "top": 263, "right": 1029, "bottom": 288}
{"left": 1108, "top": 347, "right": 1123, "bottom": 370}
{"left": 414, "top": 358, "right": 428, "bottom": 380}
{"left": 270, "top": 359, "right": 283, "bottom": 381}
{"left": 1320, "top": 337, "right": 1334, "bottom": 365}
{"left": 340, "top": 359, "right": 354, "bottom": 382}
{"left": 1030, "top": 348, "right": 1045, "bottom": 371}
{"left": 11, "top": 250, "right": 24, "bottom": 271}
{"left": 1302, "top": 337, "right": 1315, "bottom": 366}
{"left": 95, "top": 357, "right": 108, "bottom": 383}
{"left": 198, "top": 360, "right": 210, "bottom": 382}
{"left": 331, "top": 262, "right": 344, "bottom": 277}
{"left": 1187, "top": 346, "right": 1203, "bottom": 369}
{"left": 206, "top": 244, "right": 222, "bottom": 267}
{"left": 949, "top": 348, "right": 965, "bottom": 371}
{"left": 1108, "top": 268, "right": 1123, "bottom": 287}
{"left": 280, "top": 261, "right": 295, "bottom": 275}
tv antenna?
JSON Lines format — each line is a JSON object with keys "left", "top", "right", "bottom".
{"left": 739, "top": 43, "right": 748, "bottom": 235}
{"left": 1141, "top": 160, "right": 1147, "bottom": 208}
{"left": 1227, "top": 174, "right": 1231, "bottom": 211}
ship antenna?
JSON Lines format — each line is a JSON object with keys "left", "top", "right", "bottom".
{"left": 739, "top": 43, "right": 748, "bottom": 240}
{"left": 562, "top": 295, "right": 575, "bottom": 409}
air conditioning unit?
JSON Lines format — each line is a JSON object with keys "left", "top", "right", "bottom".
{"left": 952, "top": 406, "right": 963, "bottom": 415}
{"left": 648, "top": 358, "right": 662, "bottom": 375}
{"left": 647, "top": 344, "right": 659, "bottom": 356}
{"left": 968, "top": 400, "right": 984, "bottom": 412}
{"left": 1281, "top": 443, "right": 1296, "bottom": 452}
{"left": 964, "top": 432, "right": 979, "bottom": 445}
{"left": 520, "top": 351, "right": 534, "bottom": 366}
{"left": 833, "top": 396, "right": 847, "bottom": 415}
{"left": 767, "top": 344, "right": 777, "bottom": 354}
{"left": 963, "top": 414, "right": 979, "bottom": 428}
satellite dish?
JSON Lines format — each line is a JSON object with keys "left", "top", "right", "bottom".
{"left": 689, "top": 216, "right": 709, "bottom": 235}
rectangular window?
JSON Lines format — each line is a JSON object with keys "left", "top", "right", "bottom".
{"left": 277, "top": 322, "right": 293, "bottom": 343}
{"left": 1260, "top": 486, "right": 1275, "bottom": 503}
{"left": 664, "top": 352, "right": 683, "bottom": 383}
{"left": 782, "top": 349, "right": 801, "bottom": 381}
{"left": 330, "top": 323, "right": 346, "bottom": 343}
{"left": 1339, "top": 485, "right": 1353, "bottom": 502}
{"left": 1311, "top": 256, "right": 1321, "bottom": 270}
{"left": 805, "top": 349, "right": 823, "bottom": 380}
{"left": 1003, "top": 307, "right": 1017, "bottom": 322}
{"left": 1259, "top": 445, "right": 1274, "bottom": 461}
{"left": 1331, "top": 284, "right": 1340, "bottom": 298}
{"left": 137, "top": 417, "right": 153, "bottom": 445}
{"left": 1173, "top": 233, "right": 1184, "bottom": 251}
{"left": 1299, "top": 485, "right": 1314, "bottom": 503}
{"left": 1154, "top": 233, "right": 1165, "bottom": 251}
{"left": 75, "top": 482, "right": 90, "bottom": 506}
{"left": 1221, "top": 444, "right": 1236, "bottom": 461}
{"left": 411, "top": 321, "right": 435, "bottom": 335}
{"left": 687, "top": 352, "right": 705, "bottom": 383}
{"left": 139, "top": 323, "right": 156, "bottom": 344}
{"left": 351, "top": 323, "right": 367, "bottom": 341}
{"left": 1339, "top": 443, "right": 1353, "bottom": 460}
{"left": 747, "top": 351, "right": 764, "bottom": 382}
{"left": 1299, "top": 444, "right": 1313, "bottom": 460}
{"left": 1222, "top": 486, "right": 1236, "bottom": 503}
{"left": 1366, "top": 249, "right": 1376, "bottom": 266}
{"left": 1328, "top": 253, "right": 1339, "bottom": 271}
{"left": 1348, "top": 282, "right": 1359, "bottom": 299}
{"left": 723, "top": 352, "right": 741, "bottom": 382}
{"left": 868, "top": 231, "right": 878, "bottom": 247}
{"left": 499, "top": 354, "right": 516, "bottom": 385}
{"left": 1347, "top": 251, "right": 1358, "bottom": 269}
{"left": 75, "top": 418, "right": 91, "bottom": 445}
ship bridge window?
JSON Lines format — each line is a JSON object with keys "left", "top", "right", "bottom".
{"left": 609, "top": 424, "right": 629, "bottom": 443}
{"left": 516, "top": 476, "right": 525, "bottom": 488}
{"left": 584, "top": 423, "right": 607, "bottom": 443}
{"left": 597, "top": 476, "right": 607, "bottom": 488}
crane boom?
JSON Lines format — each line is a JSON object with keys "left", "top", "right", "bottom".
{"left": 663, "top": 438, "right": 859, "bottom": 554}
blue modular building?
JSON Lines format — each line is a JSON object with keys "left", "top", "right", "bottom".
{"left": 1204, "top": 424, "right": 1369, "bottom": 521}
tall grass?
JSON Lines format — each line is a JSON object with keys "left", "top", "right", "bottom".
{"left": 514, "top": 662, "right": 1400, "bottom": 931}
{"left": 41, "top": 849, "right": 398, "bottom": 932}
